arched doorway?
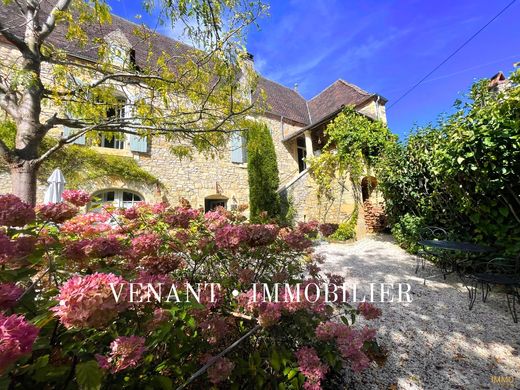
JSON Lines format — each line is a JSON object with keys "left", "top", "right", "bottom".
{"left": 361, "top": 176, "right": 378, "bottom": 203}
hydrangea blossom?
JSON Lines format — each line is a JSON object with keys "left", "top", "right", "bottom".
{"left": 295, "top": 346, "right": 328, "bottom": 390}
{"left": 163, "top": 207, "right": 200, "bottom": 228}
{"left": 62, "top": 190, "right": 92, "bottom": 207}
{"left": 61, "top": 213, "right": 112, "bottom": 236}
{"left": 131, "top": 233, "right": 162, "bottom": 257}
{"left": 96, "top": 336, "right": 146, "bottom": 373}
{"left": 206, "top": 356, "right": 235, "bottom": 384}
{"left": 36, "top": 202, "right": 78, "bottom": 223}
{"left": 0, "top": 313, "right": 39, "bottom": 373}
{"left": 204, "top": 210, "right": 229, "bottom": 231}
{"left": 318, "top": 223, "right": 339, "bottom": 237}
{"left": 357, "top": 302, "right": 382, "bottom": 320}
{"left": 215, "top": 225, "right": 249, "bottom": 250}
{"left": 297, "top": 220, "right": 319, "bottom": 235}
{"left": 52, "top": 273, "right": 128, "bottom": 328}
{"left": 279, "top": 228, "right": 313, "bottom": 250}
{"left": 0, "top": 194, "right": 35, "bottom": 227}
{"left": 0, "top": 282, "right": 24, "bottom": 309}
{"left": 247, "top": 224, "right": 279, "bottom": 246}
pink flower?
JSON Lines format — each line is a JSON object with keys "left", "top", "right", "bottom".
{"left": 147, "top": 308, "right": 172, "bottom": 330}
{"left": 0, "top": 195, "right": 35, "bottom": 227}
{"left": 279, "top": 228, "right": 313, "bottom": 250}
{"left": 247, "top": 224, "right": 279, "bottom": 246}
{"left": 139, "top": 254, "right": 185, "bottom": 274}
{"left": 83, "top": 236, "right": 123, "bottom": 258}
{"left": 295, "top": 347, "right": 328, "bottom": 389}
{"left": 0, "top": 283, "right": 24, "bottom": 309}
{"left": 0, "top": 313, "right": 39, "bottom": 373}
{"left": 96, "top": 336, "right": 146, "bottom": 373}
{"left": 62, "top": 190, "right": 91, "bottom": 207}
{"left": 52, "top": 273, "right": 128, "bottom": 329}
{"left": 204, "top": 210, "right": 229, "bottom": 231}
{"left": 199, "top": 314, "right": 232, "bottom": 344}
{"left": 0, "top": 231, "right": 15, "bottom": 263}
{"left": 215, "top": 225, "right": 249, "bottom": 250}
{"left": 315, "top": 321, "right": 351, "bottom": 341}
{"left": 61, "top": 213, "right": 112, "bottom": 236}
{"left": 238, "top": 268, "right": 255, "bottom": 284}
{"left": 357, "top": 302, "right": 382, "bottom": 320}
{"left": 257, "top": 303, "right": 282, "bottom": 328}
{"left": 297, "top": 220, "right": 319, "bottom": 235}
{"left": 36, "top": 202, "right": 78, "bottom": 223}
{"left": 163, "top": 207, "right": 200, "bottom": 228}
{"left": 131, "top": 233, "right": 162, "bottom": 257}
{"left": 132, "top": 272, "right": 173, "bottom": 303}
{"left": 318, "top": 223, "right": 338, "bottom": 237}
{"left": 206, "top": 356, "right": 234, "bottom": 384}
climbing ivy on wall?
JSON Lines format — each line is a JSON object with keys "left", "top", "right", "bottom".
{"left": 0, "top": 121, "right": 160, "bottom": 189}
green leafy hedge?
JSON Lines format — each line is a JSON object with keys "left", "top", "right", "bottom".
{"left": 378, "top": 69, "right": 520, "bottom": 255}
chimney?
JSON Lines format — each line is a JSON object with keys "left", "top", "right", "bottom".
{"left": 294, "top": 83, "right": 298, "bottom": 92}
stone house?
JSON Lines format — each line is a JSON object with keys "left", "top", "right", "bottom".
{"left": 0, "top": 5, "right": 387, "bottom": 232}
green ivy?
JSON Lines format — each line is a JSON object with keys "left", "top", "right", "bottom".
{"left": 0, "top": 121, "right": 160, "bottom": 189}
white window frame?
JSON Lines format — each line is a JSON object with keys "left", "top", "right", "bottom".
{"left": 91, "top": 190, "right": 143, "bottom": 210}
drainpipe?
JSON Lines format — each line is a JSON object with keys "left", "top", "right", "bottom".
{"left": 375, "top": 95, "right": 381, "bottom": 121}
{"left": 304, "top": 130, "right": 314, "bottom": 159}
{"left": 280, "top": 116, "right": 285, "bottom": 139}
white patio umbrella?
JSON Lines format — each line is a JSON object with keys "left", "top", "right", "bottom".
{"left": 43, "top": 168, "right": 66, "bottom": 203}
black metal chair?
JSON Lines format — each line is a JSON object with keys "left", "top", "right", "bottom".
{"left": 462, "top": 257, "right": 520, "bottom": 323}
{"left": 416, "top": 226, "right": 448, "bottom": 274}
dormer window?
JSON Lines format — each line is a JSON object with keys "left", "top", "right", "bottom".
{"left": 108, "top": 43, "right": 128, "bottom": 67}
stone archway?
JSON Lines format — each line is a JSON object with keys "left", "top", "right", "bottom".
{"left": 361, "top": 176, "right": 378, "bottom": 203}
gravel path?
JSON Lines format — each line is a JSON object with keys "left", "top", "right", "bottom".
{"left": 317, "top": 235, "right": 520, "bottom": 390}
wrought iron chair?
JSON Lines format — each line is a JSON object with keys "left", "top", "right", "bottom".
{"left": 462, "top": 257, "right": 520, "bottom": 323}
{"left": 416, "top": 226, "right": 448, "bottom": 274}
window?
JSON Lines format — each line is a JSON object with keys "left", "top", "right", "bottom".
{"left": 92, "top": 190, "right": 143, "bottom": 210}
{"left": 230, "top": 132, "right": 247, "bottom": 164}
{"left": 101, "top": 99, "right": 126, "bottom": 149}
{"left": 108, "top": 43, "right": 127, "bottom": 67}
{"left": 297, "top": 137, "right": 307, "bottom": 173}
{"left": 205, "top": 198, "right": 227, "bottom": 212}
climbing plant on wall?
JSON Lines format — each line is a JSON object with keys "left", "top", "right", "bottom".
{"left": 307, "top": 106, "right": 395, "bottom": 223}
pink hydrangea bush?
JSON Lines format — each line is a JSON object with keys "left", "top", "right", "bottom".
{"left": 0, "top": 194, "right": 382, "bottom": 389}
{"left": 0, "top": 313, "right": 39, "bottom": 373}
{"left": 62, "top": 190, "right": 92, "bottom": 207}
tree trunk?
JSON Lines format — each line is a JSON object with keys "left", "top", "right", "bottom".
{"left": 10, "top": 162, "right": 39, "bottom": 205}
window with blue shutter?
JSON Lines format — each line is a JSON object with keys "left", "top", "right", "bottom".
{"left": 231, "top": 132, "right": 247, "bottom": 164}
{"left": 129, "top": 135, "right": 148, "bottom": 153}
{"left": 62, "top": 127, "right": 86, "bottom": 145}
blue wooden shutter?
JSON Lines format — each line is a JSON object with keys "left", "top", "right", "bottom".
{"left": 231, "top": 133, "right": 245, "bottom": 163}
{"left": 127, "top": 93, "right": 148, "bottom": 153}
{"left": 62, "top": 127, "right": 86, "bottom": 145}
{"left": 129, "top": 135, "right": 147, "bottom": 152}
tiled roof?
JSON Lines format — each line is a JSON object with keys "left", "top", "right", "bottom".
{"left": 0, "top": 1, "right": 383, "bottom": 126}
{"left": 307, "top": 80, "right": 372, "bottom": 124}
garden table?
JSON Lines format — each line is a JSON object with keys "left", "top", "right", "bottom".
{"left": 416, "top": 240, "right": 495, "bottom": 283}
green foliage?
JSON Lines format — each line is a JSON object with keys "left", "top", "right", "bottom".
{"left": 390, "top": 213, "right": 425, "bottom": 254}
{"left": 75, "top": 360, "right": 102, "bottom": 390}
{"left": 0, "top": 120, "right": 159, "bottom": 188}
{"left": 308, "top": 106, "right": 396, "bottom": 202}
{"left": 279, "top": 193, "right": 297, "bottom": 227}
{"left": 329, "top": 205, "right": 358, "bottom": 241}
{"left": 378, "top": 68, "right": 520, "bottom": 254}
{"left": 246, "top": 121, "right": 281, "bottom": 221}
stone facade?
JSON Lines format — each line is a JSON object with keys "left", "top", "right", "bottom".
{"left": 0, "top": 16, "right": 388, "bottom": 230}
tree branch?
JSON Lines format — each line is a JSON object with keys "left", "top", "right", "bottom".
{"left": 39, "top": 0, "right": 74, "bottom": 41}
{"left": 0, "top": 20, "right": 28, "bottom": 53}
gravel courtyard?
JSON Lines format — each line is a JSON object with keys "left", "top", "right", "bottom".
{"left": 317, "top": 235, "right": 520, "bottom": 390}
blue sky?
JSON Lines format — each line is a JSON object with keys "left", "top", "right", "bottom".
{"left": 108, "top": 0, "right": 520, "bottom": 139}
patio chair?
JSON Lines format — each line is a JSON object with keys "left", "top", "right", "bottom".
{"left": 415, "top": 226, "right": 448, "bottom": 274}
{"left": 462, "top": 257, "right": 520, "bottom": 323}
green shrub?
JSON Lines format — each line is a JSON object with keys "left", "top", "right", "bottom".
{"left": 246, "top": 121, "right": 281, "bottom": 222}
{"left": 391, "top": 213, "right": 425, "bottom": 253}
{"left": 330, "top": 205, "right": 358, "bottom": 241}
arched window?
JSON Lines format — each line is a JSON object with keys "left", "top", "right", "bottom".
{"left": 92, "top": 189, "right": 143, "bottom": 209}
